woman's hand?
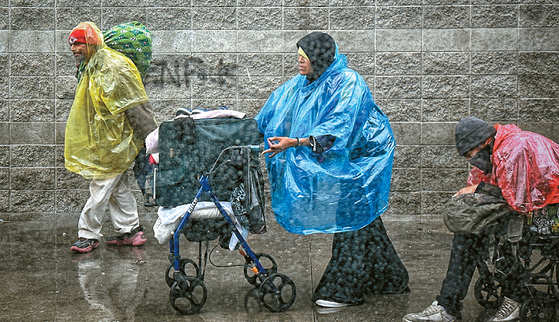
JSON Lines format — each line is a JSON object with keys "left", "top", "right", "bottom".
{"left": 262, "top": 137, "right": 297, "bottom": 158}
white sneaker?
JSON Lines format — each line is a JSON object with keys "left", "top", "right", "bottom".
{"left": 488, "top": 297, "right": 520, "bottom": 322}
{"left": 315, "top": 299, "right": 349, "bottom": 308}
{"left": 403, "top": 301, "right": 457, "bottom": 322}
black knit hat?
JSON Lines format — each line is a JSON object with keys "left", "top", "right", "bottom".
{"left": 455, "top": 117, "right": 497, "bottom": 156}
{"left": 296, "top": 32, "right": 336, "bottom": 83}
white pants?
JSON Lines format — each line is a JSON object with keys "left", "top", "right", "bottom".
{"left": 78, "top": 172, "right": 139, "bottom": 240}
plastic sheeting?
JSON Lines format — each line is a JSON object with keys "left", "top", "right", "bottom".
{"left": 467, "top": 124, "right": 559, "bottom": 213}
{"left": 65, "top": 22, "right": 149, "bottom": 180}
{"left": 255, "top": 48, "right": 395, "bottom": 235}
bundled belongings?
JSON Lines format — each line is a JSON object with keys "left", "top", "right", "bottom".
{"left": 103, "top": 21, "right": 152, "bottom": 80}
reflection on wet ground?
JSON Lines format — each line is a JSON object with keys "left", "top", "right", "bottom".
{"left": 1, "top": 214, "right": 502, "bottom": 321}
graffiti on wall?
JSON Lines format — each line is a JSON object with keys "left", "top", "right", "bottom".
{"left": 144, "top": 57, "right": 238, "bottom": 88}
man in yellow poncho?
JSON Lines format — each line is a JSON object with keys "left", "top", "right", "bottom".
{"left": 65, "top": 22, "right": 157, "bottom": 253}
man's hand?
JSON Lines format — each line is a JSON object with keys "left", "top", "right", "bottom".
{"left": 262, "top": 137, "right": 296, "bottom": 158}
{"left": 453, "top": 184, "right": 479, "bottom": 197}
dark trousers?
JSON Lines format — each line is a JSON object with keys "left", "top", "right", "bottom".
{"left": 312, "top": 217, "right": 410, "bottom": 305}
{"left": 436, "top": 220, "right": 529, "bottom": 319}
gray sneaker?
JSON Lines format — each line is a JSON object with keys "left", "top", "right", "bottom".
{"left": 403, "top": 301, "right": 457, "bottom": 322}
{"left": 487, "top": 297, "right": 520, "bottom": 322}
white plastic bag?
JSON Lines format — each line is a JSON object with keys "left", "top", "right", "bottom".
{"left": 153, "top": 202, "right": 234, "bottom": 244}
{"left": 145, "top": 127, "right": 159, "bottom": 154}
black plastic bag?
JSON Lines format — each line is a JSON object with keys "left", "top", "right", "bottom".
{"left": 229, "top": 147, "right": 266, "bottom": 234}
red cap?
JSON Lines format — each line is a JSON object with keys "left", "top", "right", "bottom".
{"left": 68, "top": 29, "right": 86, "bottom": 45}
{"left": 68, "top": 23, "right": 102, "bottom": 46}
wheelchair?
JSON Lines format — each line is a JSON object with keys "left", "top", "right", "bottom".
{"left": 474, "top": 220, "right": 559, "bottom": 321}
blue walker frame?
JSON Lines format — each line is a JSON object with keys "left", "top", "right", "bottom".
{"left": 164, "top": 145, "right": 296, "bottom": 315}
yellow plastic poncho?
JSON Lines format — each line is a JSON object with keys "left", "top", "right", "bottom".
{"left": 65, "top": 22, "right": 149, "bottom": 179}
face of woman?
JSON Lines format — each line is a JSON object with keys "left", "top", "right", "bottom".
{"left": 298, "top": 55, "right": 312, "bottom": 76}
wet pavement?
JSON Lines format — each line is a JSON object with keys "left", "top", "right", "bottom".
{"left": 1, "top": 212, "right": 502, "bottom": 322}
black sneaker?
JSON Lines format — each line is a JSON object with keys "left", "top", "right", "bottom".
{"left": 71, "top": 238, "right": 99, "bottom": 253}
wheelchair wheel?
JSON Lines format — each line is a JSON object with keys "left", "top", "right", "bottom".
{"left": 258, "top": 273, "right": 296, "bottom": 313}
{"left": 244, "top": 253, "right": 277, "bottom": 286}
{"left": 474, "top": 276, "right": 503, "bottom": 308}
{"left": 520, "top": 296, "right": 558, "bottom": 322}
{"left": 165, "top": 258, "right": 200, "bottom": 287}
{"left": 169, "top": 277, "right": 207, "bottom": 315}
{"left": 556, "top": 264, "right": 559, "bottom": 299}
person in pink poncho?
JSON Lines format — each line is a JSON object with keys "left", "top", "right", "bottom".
{"left": 404, "top": 116, "right": 559, "bottom": 322}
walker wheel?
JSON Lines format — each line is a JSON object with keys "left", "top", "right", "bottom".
{"left": 258, "top": 273, "right": 296, "bottom": 313}
{"left": 474, "top": 276, "right": 503, "bottom": 308}
{"left": 169, "top": 277, "right": 207, "bottom": 315}
{"left": 244, "top": 253, "right": 277, "bottom": 286}
{"left": 519, "top": 296, "right": 558, "bottom": 322}
{"left": 165, "top": 258, "right": 200, "bottom": 287}
{"left": 244, "top": 288, "right": 265, "bottom": 313}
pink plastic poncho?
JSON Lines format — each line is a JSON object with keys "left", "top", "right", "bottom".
{"left": 467, "top": 124, "right": 559, "bottom": 213}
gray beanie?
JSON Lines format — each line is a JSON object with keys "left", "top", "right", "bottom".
{"left": 455, "top": 117, "right": 497, "bottom": 156}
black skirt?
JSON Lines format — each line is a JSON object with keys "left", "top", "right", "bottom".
{"left": 312, "top": 216, "right": 410, "bottom": 305}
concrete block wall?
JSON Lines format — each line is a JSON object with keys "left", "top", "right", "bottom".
{"left": 0, "top": 0, "right": 558, "bottom": 222}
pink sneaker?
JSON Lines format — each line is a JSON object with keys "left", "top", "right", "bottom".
{"left": 106, "top": 225, "right": 147, "bottom": 246}
{"left": 71, "top": 238, "right": 100, "bottom": 253}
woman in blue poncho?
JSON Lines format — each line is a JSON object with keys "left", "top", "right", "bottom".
{"left": 256, "top": 32, "right": 409, "bottom": 308}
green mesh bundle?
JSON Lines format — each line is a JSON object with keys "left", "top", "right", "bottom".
{"left": 103, "top": 21, "right": 152, "bottom": 80}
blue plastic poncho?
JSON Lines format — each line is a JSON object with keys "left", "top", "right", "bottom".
{"left": 256, "top": 48, "right": 395, "bottom": 235}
